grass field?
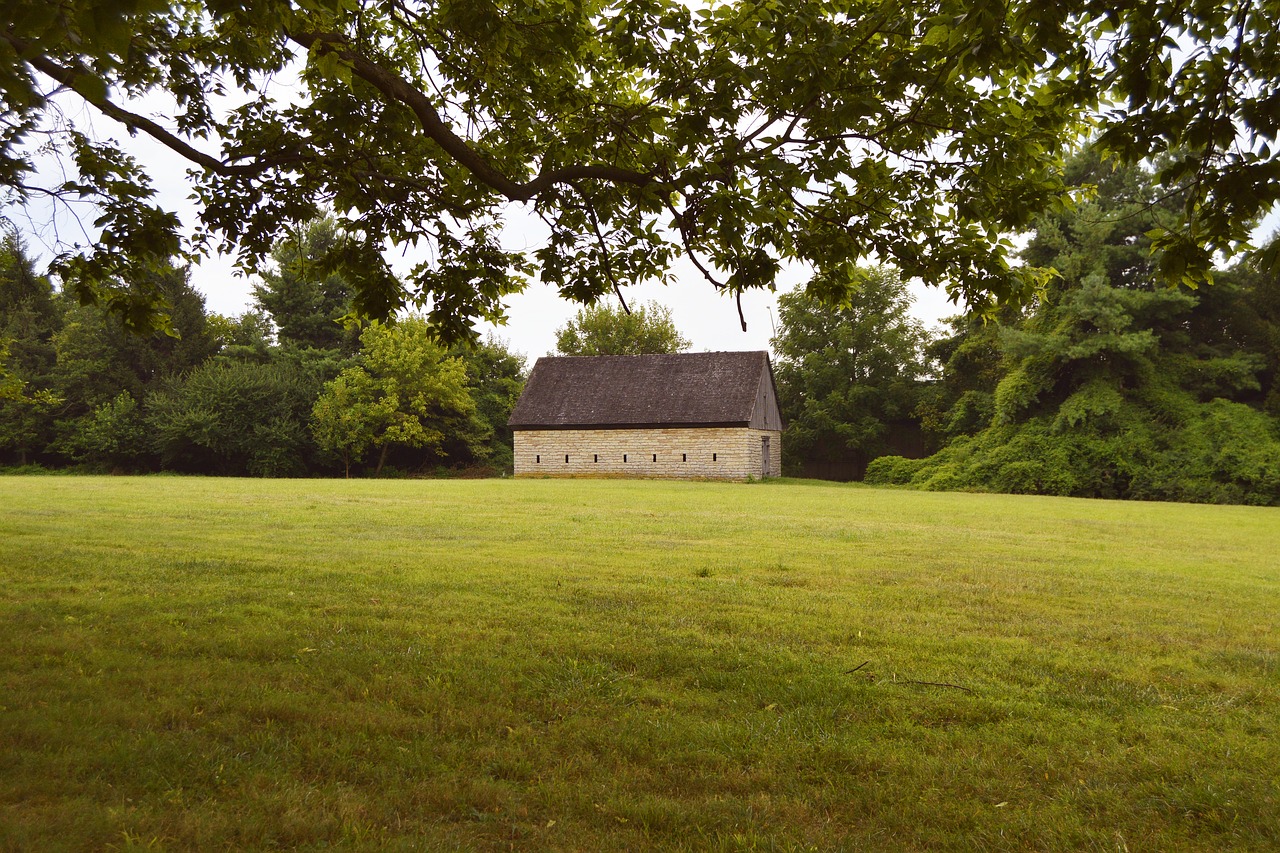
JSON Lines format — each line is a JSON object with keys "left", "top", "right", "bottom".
{"left": 2, "top": 476, "right": 1278, "bottom": 851}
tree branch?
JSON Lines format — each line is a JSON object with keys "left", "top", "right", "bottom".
{"left": 288, "top": 30, "right": 657, "bottom": 202}
{"left": 8, "top": 30, "right": 659, "bottom": 204}
{"left": 350, "top": 169, "right": 477, "bottom": 217}
{"left": 661, "top": 199, "right": 745, "bottom": 331}
{"left": 3, "top": 34, "right": 268, "bottom": 178}
{"left": 571, "top": 181, "right": 630, "bottom": 314}
{"left": 664, "top": 198, "right": 728, "bottom": 292}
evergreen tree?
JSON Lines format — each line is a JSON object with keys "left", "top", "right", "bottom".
{"left": 253, "top": 218, "right": 359, "bottom": 354}
{"left": 868, "top": 154, "right": 1280, "bottom": 505}
{"left": 1206, "top": 247, "right": 1280, "bottom": 415}
{"left": 915, "top": 310, "right": 1014, "bottom": 448}
{"left": 0, "top": 234, "right": 62, "bottom": 464}
{"left": 47, "top": 263, "right": 220, "bottom": 462}
{"left": 0, "top": 233, "right": 61, "bottom": 378}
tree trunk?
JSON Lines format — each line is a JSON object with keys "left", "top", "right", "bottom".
{"left": 375, "top": 443, "right": 389, "bottom": 477}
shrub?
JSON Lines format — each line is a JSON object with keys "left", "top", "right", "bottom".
{"left": 148, "top": 360, "right": 324, "bottom": 476}
{"left": 61, "top": 392, "right": 152, "bottom": 471}
{"left": 1141, "top": 400, "right": 1280, "bottom": 505}
{"left": 864, "top": 455, "right": 925, "bottom": 485}
{"left": 896, "top": 401, "right": 1280, "bottom": 506}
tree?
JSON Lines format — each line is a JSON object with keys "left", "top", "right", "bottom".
{"left": 45, "top": 263, "right": 218, "bottom": 459}
{"left": 1208, "top": 245, "right": 1280, "bottom": 416}
{"left": 0, "top": 337, "right": 60, "bottom": 465}
{"left": 206, "top": 310, "right": 275, "bottom": 363}
{"left": 771, "top": 268, "right": 933, "bottom": 476}
{"left": 0, "top": 233, "right": 62, "bottom": 464}
{"left": 4, "top": 0, "right": 1276, "bottom": 338}
{"left": 147, "top": 359, "right": 324, "bottom": 476}
{"left": 311, "top": 318, "right": 485, "bottom": 476}
{"left": 62, "top": 390, "right": 151, "bottom": 471}
{"left": 0, "top": 232, "right": 61, "bottom": 378}
{"left": 310, "top": 368, "right": 390, "bottom": 479}
{"left": 252, "top": 217, "right": 359, "bottom": 354}
{"left": 555, "top": 301, "right": 689, "bottom": 356}
{"left": 914, "top": 310, "right": 1014, "bottom": 447}
{"left": 448, "top": 336, "right": 527, "bottom": 471}
{"left": 47, "top": 263, "right": 215, "bottom": 411}
{"left": 868, "top": 155, "right": 1280, "bottom": 505}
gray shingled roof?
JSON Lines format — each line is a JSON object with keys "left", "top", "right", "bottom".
{"left": 508, "top": 351, "right": 772, "bottom": 428}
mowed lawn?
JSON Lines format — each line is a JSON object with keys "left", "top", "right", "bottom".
{"left": 2, "top": 477, "right": 1278, "bottom": 851}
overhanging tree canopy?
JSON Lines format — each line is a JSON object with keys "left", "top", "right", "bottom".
{"left": 2, "top": 0, "right": 1277, "bottom": 340}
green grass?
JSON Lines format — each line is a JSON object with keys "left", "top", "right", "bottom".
{"left": 2, "top": 476, "right": 1278, "bottom": 851}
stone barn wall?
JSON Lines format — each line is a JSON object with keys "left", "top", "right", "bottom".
{"left": 514, "top": 426, "right": 782, "bottom": 481}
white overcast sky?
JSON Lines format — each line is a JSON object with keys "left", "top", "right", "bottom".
{"left": 6, "top": 64, "right": 974, "bottom": 362}
{"left": 8, "top": 82, "right": 1275, "bottom": 363}
{"left": 174, "top": 223, "right": 962, "bottom": 360}
{"left": 10, "top": 115, "right": 964, "bottom": 361}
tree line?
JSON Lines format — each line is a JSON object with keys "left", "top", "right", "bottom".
{"left": 772, "top": 152, "right": 1280, "bottom": 506}
{"left": 0, "top": 217, "right": 687, "bottom": 478}
{"left": 0, "top": 218, "right": 525, "bottom": 477}
{"left": 5, "top": 152, "right": 1280, "bottom": 504}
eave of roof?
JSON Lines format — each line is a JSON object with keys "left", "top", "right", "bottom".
{"left": 507, "top": 351, "right": 772, "bottom": 429}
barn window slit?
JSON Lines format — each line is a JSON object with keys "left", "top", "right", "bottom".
{"left": 624, "top": 454, "right": 628, "bottom": 462}
{"left": 536, "top": 454, "right": 540, "bottom": 463}
{"left": 652, "top": 453, "right": 657, "bottom": 462}
{"left": 713, "top": 453, "right": 717, "bottom": 461}
{"left": 594, "top": 454, "right": 598, "bottom": 463}
{"left": 565, "top": 454, "right": 569, "bottom": 463}
{"left": 682, "top": 453, "right": 686, "bottom": 462}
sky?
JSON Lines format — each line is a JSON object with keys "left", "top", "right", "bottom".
{"left": 163, "top": 211, "right": 964, "bottom": 362}
{"left": 9, "top": 92, "right": 965, "bottom": 362}
{"left": 469, "top": 256, "right": 964, "bottom": 360}
{"left": 9, "top": 85, "right": 1274, "bottom": 364}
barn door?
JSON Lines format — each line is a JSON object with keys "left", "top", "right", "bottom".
{"left": 761, "top": 436, "right": 771, "bottom": 478}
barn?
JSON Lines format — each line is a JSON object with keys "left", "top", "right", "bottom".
{"left": 508, "top": 351, "right": 783, "bottom": 481}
